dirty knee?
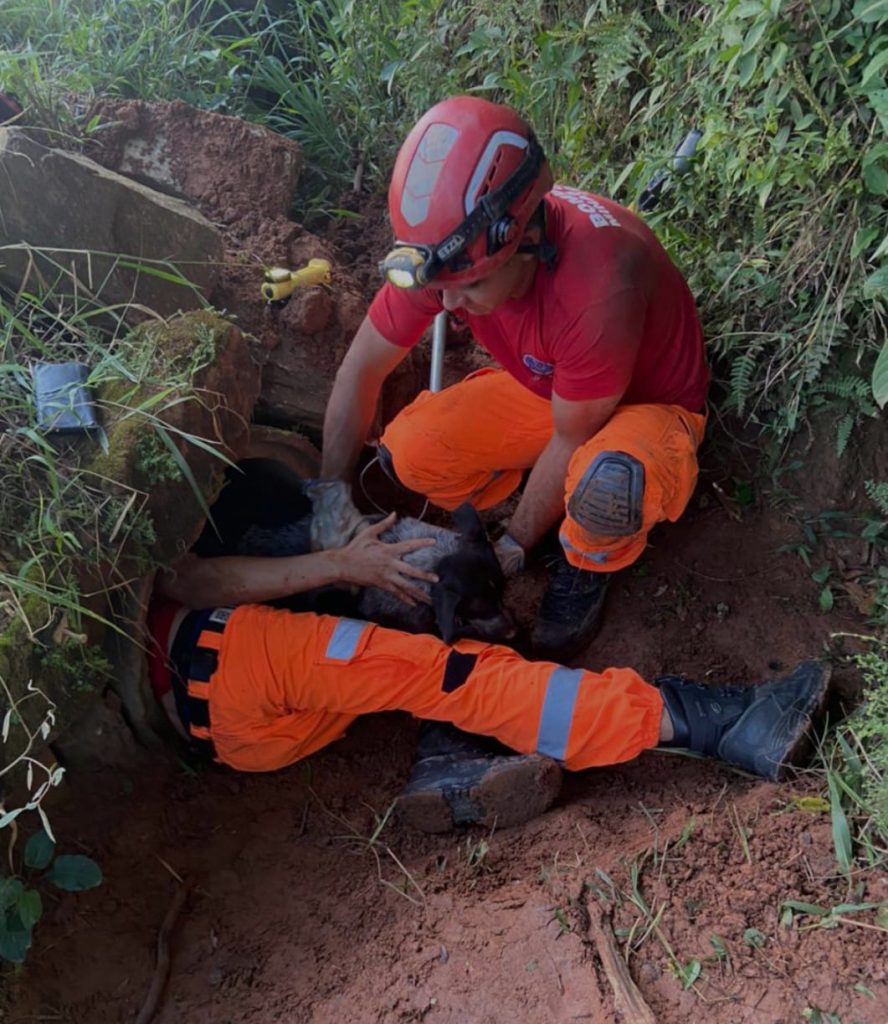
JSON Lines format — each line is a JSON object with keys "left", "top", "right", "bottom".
{"left": 382, "top": 437, "right": 433, "bottom": 494}
{"left": 567, "top": 450, "right": 645, "bottom": 537}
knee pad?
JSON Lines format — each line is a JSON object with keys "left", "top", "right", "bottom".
{"left": 567, "top": 450, "right": 644, "bottom": 537}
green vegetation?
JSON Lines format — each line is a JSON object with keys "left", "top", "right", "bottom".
{"left": 829, "top": 639, "right": 888, "bottom": 863}
{"left": 0, "top": 269, "right": 224, "bottom": 642}
{"left": 4, "top": 0, "right": 886, "bottom": 446}
{"left": 0, "top": 260, "right": 235, "bottom": 922}
{"left": 0, "top": 828, "right": 102, "bottom": 963}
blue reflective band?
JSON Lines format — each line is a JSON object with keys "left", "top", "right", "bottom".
{"left": 325, "top": 618, "right": 367, "bottom": 660}
{"left": 558, "top": 530, "right": 610, "bottom": 564}
{"left": 536, "top": 667, "right": 584, "bottom": 761}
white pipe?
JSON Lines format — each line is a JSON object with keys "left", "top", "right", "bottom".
{"left": 430, "top": 311, "right": 447, "bottom": 392}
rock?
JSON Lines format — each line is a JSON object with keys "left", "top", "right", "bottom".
{"left": 256, "top": 323, "right": 341, "bottom": 430}
{"left": 88, "top": 99, "right": 302, "bottom": 224}
{"left": 335, "top": 291, "right": 366, "bottom": 336}
{"left": 281, "top": 286, "right": 333, "bottom": 336}
{"left": 0, "top": 127, "right": 222, "bottom": 317}
{"left": 51, "top": 692, "right": 146, "bottom": 769}
{"left": 257, "top": 329, "right": 426, "bottom": 433}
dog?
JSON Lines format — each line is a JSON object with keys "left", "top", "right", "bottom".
{"left": 305, "top": 480, "right": 515, "bottom": 644}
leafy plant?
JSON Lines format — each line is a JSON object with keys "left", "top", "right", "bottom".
{"left": 464, "top": 835, "right": 490, "bottom": 872}
{"left": 668, "top": 956, "right": 702, "bottom": 990}
{"left": 815, "top": 636, "right": 888, "bottom": 874}
{"left": 801, "top": 1010, "right": 844, "bottom": 1024}
{"left": 0, "top": 828, "right": 102, "bottom": 963}
{"left": 0, "top": 677, "right": 64, "bottom": 840}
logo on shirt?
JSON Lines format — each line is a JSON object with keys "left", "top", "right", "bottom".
{"left": 552, "top": 184, "right": 620, "bottom": 229}
{"left": 522, "top": 354, "right": 554, "bottom": 377}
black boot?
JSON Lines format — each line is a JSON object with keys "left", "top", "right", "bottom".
{"left": 532, "top": 549, "right": 612, "bottom": 661}
{"left": 656, "top": 661, "right": 830, "bottom": 781}
{"left": 398, "top": 723, "right": 562, "bottom": 833}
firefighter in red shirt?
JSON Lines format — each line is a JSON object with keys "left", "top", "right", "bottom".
{"left": 322, "top": 96, "right": 709, "bottom": 660}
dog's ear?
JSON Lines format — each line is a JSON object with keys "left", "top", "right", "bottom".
{"left": 432, "top": 584, "right": 460, "bottom": 644}
{"left": 451, "top": 502, "right": 486, "bottom": 543}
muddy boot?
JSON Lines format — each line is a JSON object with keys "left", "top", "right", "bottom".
{"left": 532, "top": 549, "right": 612, "bottom": 661}
{"left": 398, "top": 723, "right": 562, "bottom": 833}
{"left": 657, "top": 661, "right": 830, "bottom": 781}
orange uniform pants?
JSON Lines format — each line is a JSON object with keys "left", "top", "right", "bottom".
{"left": 380, "top": 369, "right": 705, "bottom": 572}
{"left": 195, "top": 604, "right": 664, "bottom": 773}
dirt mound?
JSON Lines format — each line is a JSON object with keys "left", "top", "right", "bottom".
{"left": 90, "top": 99, "right": 424, "bottom": 433}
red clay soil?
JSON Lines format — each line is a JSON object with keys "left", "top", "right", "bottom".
{"left": 11, "top": 482, "right": 888, "bottom": 1024}
{"left": 8, "top": 109, "right": 888, "bottom": 1023}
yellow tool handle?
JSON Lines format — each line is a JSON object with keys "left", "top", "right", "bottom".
{"left": 261, "top": 258, "right": 332, "bottom": 301}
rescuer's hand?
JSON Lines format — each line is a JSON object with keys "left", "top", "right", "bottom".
{"left": 338, "top": 513, "right": 437, "bottom": 606}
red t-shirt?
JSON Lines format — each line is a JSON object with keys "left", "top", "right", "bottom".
{"left": 369, "top": 187, "right": 709, "bottom": 412}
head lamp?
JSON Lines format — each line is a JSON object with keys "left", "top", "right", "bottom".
{"left": 380, "top": 135, "right": 544, "bottom": 290}
{"left": 379, "top": 245, "right": 436, "bottom": 289}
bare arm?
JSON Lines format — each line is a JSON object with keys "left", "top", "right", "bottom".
{"left": 156, "top": 514, "right": 437, "bottom": 609}
{"left": 321, "top": 315, "right": 411, "bottom": 480}
{"left": 506, "top": 393, "right": 621, "bottom": 552}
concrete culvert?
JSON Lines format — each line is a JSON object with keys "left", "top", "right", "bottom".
{"left": 58, "top": 429, "right": 322, "bottom": 770}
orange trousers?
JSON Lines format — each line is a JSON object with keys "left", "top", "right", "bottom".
{"left": 380, "top": 369, "right": 705, "bottom": 572}
{"left": 196, "top": 604, "right": 664, "bottom": 773}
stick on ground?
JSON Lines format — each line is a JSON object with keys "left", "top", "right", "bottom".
{"left": 588, "top": 907, "right": 657, "bottom": 1024}
{"left": 135, "top": 882, "right": 190, "bottom": 1024}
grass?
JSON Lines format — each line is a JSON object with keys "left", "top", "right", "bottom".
{"left": 0, "top": 271, "right": 219, "bottom": 636}
{"left": 312, "top": 791, "right": 426, "bottom": 906}
{"left": 0, "top": 249, "right": 244, "bottom": 858}
{"left": 818, "top": 638, "right": 888, "bottom": 873}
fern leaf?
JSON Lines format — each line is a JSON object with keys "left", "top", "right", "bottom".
{"left": 729, "top": 352, "right": 758, "bottom": 415}
{"left": 836, "top": 413, "right": 854, "bottom": 458}
{"left": 864, "top": 480, "right": 888, "bottom": 519}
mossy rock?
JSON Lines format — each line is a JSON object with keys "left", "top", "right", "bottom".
{"left": 1, "top": 311, "right": 262, "bottom": 790}
{"left": 87, "top": 310, "right": 261, "bottom": 567}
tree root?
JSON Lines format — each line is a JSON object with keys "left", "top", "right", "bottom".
{"left": 135, "top": 882, "right": 190, "bottom": 1024}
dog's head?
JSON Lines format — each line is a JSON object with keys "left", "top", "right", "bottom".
{"left": 431, "top": 503, "right": 515, "bottom": 645}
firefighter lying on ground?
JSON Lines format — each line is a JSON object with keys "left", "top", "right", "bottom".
{"left": 321, "top": 95, "right": 710, "bottom": 663}
{"left": 149, "top": 497, "right": 828, "bottom": 833}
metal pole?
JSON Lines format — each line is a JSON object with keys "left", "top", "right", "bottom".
{"left": 430, "top": 310, "right": 447, "bottom": 392}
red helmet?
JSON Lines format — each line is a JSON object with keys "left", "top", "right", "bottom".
{"left": 382, "top": 96, "right": 553, "bottom": 288}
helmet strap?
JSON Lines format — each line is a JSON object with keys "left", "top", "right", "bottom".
{"left": 516, "top": 204, "right": 558, "bottom": 269}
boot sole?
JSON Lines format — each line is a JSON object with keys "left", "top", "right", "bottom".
{"left": 749, "top": 659, "right": 831, "bottom": 778}
{"left": 766, "top": 661, "right": 832, "bottom": 781}
{"left": 398, "top": 756, "right": 563, "bottom": 834}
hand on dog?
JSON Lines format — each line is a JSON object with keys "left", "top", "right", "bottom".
{"left": 341, "top": 513, "right": 438, "bottom": 606}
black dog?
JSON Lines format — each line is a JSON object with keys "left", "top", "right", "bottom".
{"left": 306, "top": 481, "right": 515, "bottom": 644}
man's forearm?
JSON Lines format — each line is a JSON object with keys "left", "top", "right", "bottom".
{"left": 321, "top": 368, "right": 381, "bottom": 480}
{"left": 157, "top": 551, "right": 347, "bottom": 609}
{"left": 506, "top": 436, "right": 574, "bottom": 551}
